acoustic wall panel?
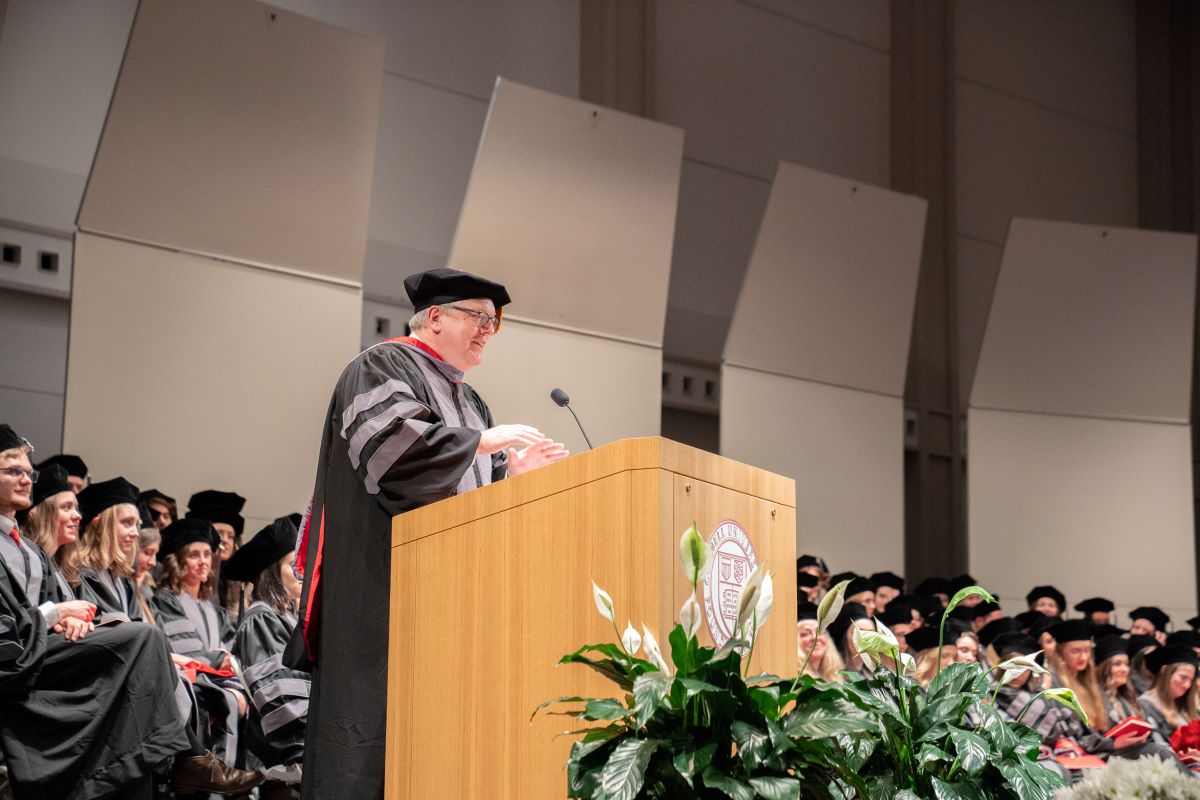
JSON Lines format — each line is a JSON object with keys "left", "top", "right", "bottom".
{"left": 724, "top": 162, "right": 927, "bottom": 396}
{"left": 78, "top": 0, "right": 384, "bottom": 284}
{"left": 450, "top": 78, "right": 683, "bottom": 346}
{"left": 721, "top": 366, "right": 904, "bottom": 575}
{"left": 971, "top": 219, "right": 1196, "bottom": 422}
{"left": 968, "top": 408, "right": 1195, "bottom": 622}
{"left": 64, "top": 233, "right": 361, "bottom": 533}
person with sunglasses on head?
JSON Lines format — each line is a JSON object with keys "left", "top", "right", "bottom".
{"left": 287, "top": 267, "right": 569, "bottom": 800}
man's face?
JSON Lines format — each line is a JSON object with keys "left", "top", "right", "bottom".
{"left": 66, "top": 475, "right": 85, "bottom": 494}
{"left": 213, "top": 522, "right": 237, "bottom": 561}
{"left": 1130, "top": 618, "right": 1157, "bottom": 637}
{"left": 0, "top": 452, "right": 34, "bottom": 515}
{"left": 427, "top": 298, "right": 497, "bottom": 371}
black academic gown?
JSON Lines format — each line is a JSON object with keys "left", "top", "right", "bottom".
{"left": 287, "top": 339, "right": 506, "bottom": 800}
{"left": 234, "top": 602, "right": 309, "bottom": 769}
{"left": 0, "top": 558, "right": 189, "bottom": 799}
{"left": 77, "top": 567, "right": 143, "bottom": 622}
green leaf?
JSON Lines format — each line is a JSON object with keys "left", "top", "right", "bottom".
{"left": 678, "top": 677, "right": 723, "bottom": 697}
{"left": 567, "top": 758, "right": 601, "bottom": 799}
{"left": 560, "top": 643, "right": 655, "bottom": 690}
{"left": 931, "top": 776, "right": 987, "bottom": 800}
{"left": 679, "top": 522, "right": 714, "bottom": 588}
{"left": 671, "top": 742, "right": 716, "bottom": 789}
{"left": 597, "top": 738, "right": 658, "bottom": 800}
{"left": 943, "top": 585, "right": 996, "bottom": 620}
{"left": 926, "top": 662, "right": 986, "bottom": 701}
{"left": 996, "top": 759, "right": 1063, "bottom": 800}
{"left": 531, "top": 695, "right": 590, "bottom": 722}
{"left": 748, "top": 685, "right": 781, "bottom": 719}
{"left": 701, "top": 766, "right": 756, "bottom": 800}
{"left": 580, "top": 726, "right": 623, "bottom": 745}
{"left": 948, "top": 727, "right": 989, "bottom": 777}
{"left": 748, "top": 775, "right": 801, "bottom": 800}
{"left": 976, "top": 703, "right": 1019, "bottom": 756}
{"left": 731, "top": 720, "right": 770, "bottom": 770}
{"left": 917, "top": 743, "right": 954, "bottom": 767}
{"left": 784, "top": 701, "right": 876, "bottom": 739}
{"left": 584, "top": 698, "right": 630, "bottom": 721}
{"left": 631, "top": 671, "right": 671, "bottom": 727}
{"left": 865, "top": 776, "right": 897, "bottom": 800}
{"left": 838, "top": 733, "right": 877, "bottom": 771}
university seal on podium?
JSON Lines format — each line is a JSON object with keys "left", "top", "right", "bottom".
{"left": 701, "top": 519, "right": 758, "bottom": 647}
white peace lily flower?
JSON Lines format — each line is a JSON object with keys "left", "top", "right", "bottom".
{"left": 872, "top": 616, "right": 899, "bottom": 650}
{"left": 679, "top": 593, "right": 703, "bottom": 639}
{"left": 752, "top": 572, "right": 774, "bottom": 635}
{"left": 852, "top": 625, "right": 878, "bottom": 671}
{"left": 996, "top": 651, "right": 1047, "bottom": 685}
{"left": 898, "top": 651, "right": 916, "bottom": 674}
{"left": 641, "top": 624, "right": 672, "bottom": 674}
{"left": 591, "top": 581, "right": 615, "bottom": 623}
{"left": 621, "top": 620, "right": 641, "bottom": 655}
{"left": 816, "top": 580, "right": 851, "bottom": 637}
{"left": 678, "top": 523, "right": 714, "bottom": 589}
{"left": 1043, "top": 687, "right": 1089, "bottom": 727}
{"left": 734, "top": 565, "right": 765, "bottom": 635}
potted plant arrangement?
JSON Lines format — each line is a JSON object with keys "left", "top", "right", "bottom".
{"left": 538, "top": 524, "right": 1080, "bottom": 799}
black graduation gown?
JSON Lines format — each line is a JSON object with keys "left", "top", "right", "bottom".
{"left": 287, "top": 339, "right": 506, "bottom": 800}
{"left": 77, "top": 568, "right": 143, "bottom": 622}
{"left": 234, "top": 603, "right": 309, "bottom": 768}
{"left": 0, "top": 558, "right": 189, "bottom": 799}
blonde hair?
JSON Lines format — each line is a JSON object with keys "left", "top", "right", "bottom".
{"left": 914, "top": 646, "right": 957, "bottom": 687}
{"left": 1150, "top": 663, "right": 1200, "bottom": 730}
{"left": 72, "top": 504, "right": 137, "bottom": 579}
{"left": 161, "top": 545, "right": 217, "bottom": 600}
{"left": 1050, "top": 650, "right": 1107, "bottom": 729}
{"left": 797, "top": 622, "right": 845, "bottom": 682}
{"left": 0, "top": 445, "right": 30, "bottom": 462}
{"left": 24, "top": 495, "right": 59, "bottom": 553}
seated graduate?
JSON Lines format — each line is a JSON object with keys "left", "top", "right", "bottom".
{"left": 1129, "top": 606, "right": 1171, "bottom": 645}
{"left": 225, "top": 515, "right": 309, "bottom": 785}
{"left": 140, "top": 487, "right": 177, "bottom": 531}
{"left": 134, "top": 520, "right": 161, "bottom": 621}
{"left": 868, "top": 571, "right": 904, "bottom": 614}
{"left": 1094, "top": 635, "right": 1142, "bottom": 727}
{"left": 796, "top": 603, "right": 844, "bottom": 682}
{"left": 16, "top": 464, "right": 88, "bottom": 622}
{"left": 72, "top": 477, "right": 146, "bottom": 622}
{"left": 1137, "top": 645, "right": 1200, "bottom": 738}
{"left": 1026, "top": 585, "right": 1066, "bottom": 619}
{"left": 0, "top": 424, "right": 262, "bottom": 798}
{"left": 186, "top": 490, "right": 250, "bottom": 619}
{"left": 152, "top": 518, "right": 249, "bottom": 767}
{"left": 987, "top": 634, "right": 1071, "bottom": 782}
{"left": 1074, "top": 597, "right": 1114, "bottom": 626}
{"left": 907, "top": 626, "right": 958, "bottom": 688}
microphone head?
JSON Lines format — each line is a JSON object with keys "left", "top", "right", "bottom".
{"left": 550, "top": 387, "right": 570, "bottom": 407}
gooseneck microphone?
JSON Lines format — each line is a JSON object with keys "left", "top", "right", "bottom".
{"left": 550, "top": 387, "right": 594, "bottom": 450}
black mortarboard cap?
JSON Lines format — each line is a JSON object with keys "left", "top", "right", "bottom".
{"left": 30, "top": 464, "right": 72, "bottom": 508}
{"left": 878, "top": 603, "right": 915, "bottom": 628}
{"left": 78, "top": 476, "right": 141, "bottom": 531}
{"left": 138, "top": 503, "right": 154, "bottom": 529}
{"left": 905, "top": 626, "right": 942, "bottom": 653}
{"left": 1093, "top": 635, "right": 1128, "bottom": 664}
{"left": 796, "top": 554, "right": 828, "bottom": 572}
{"left": 1165, "top": 630, "right": 1200, "bottom": 650}
{"left": 970, "top": 601, "right": 1001, "bottom": 620}
{"left": 1014, "top": 609, "right": 1047, "bottom": 630}
{"left": 948, "top": 574, "right": 978, "bottom": 593}
{"left": 949, "top": 605, "right": 976, "bottom": 622}
{"left": 403, "top": 268, "right": 511, "bottom": 313}
{"left": 978, "top": 616, "right": 1022, "bottom": 647}
{"left": 159, "top": 518, "right": 219, "bottom": 562}
{"left": 36, "top": 454, "right": 87, "bottom": 479}
{"left": 187, "top": 490, "right": 246, "bottom": 536}
{"left": 1126, "top": 634, "right": 1159, "bottom": 657}
{"left": 1188, "top": 616, "right": 1200, "bottom": 631}
{"left": 828, "top": 571, "right": 860, "bottom": 587}
{"left": 1129, "top": 606, "right": 1170, "bottom": 632}
{"left": 140, "top": 488, "right": 176, "bottom": 507}
{"left": 1047, "top": 619, "right": 1093, "bottom": 644}
{"left": 1091, "top": 624, "right": 1126, "bottom": 639}
{"left": 0, "top": 424, "right": 26, "bottom": 452}
{"left": 845, "top": 577, "right": 877, "bottom": 597}
{"left": 870, "top": 571, "right": 904, "bottom": 591}
{"left": 796, "top": 571, "right": 818, "bottom": 589}
{"left": 1074, "top": 597, "right": 1114, "bottom": 615}
{"left": 914, "top": 577, "right": 951, "bottom": 597}
{"left": 1025, "top": 585, "right": 1066, "bottom": 611}
{"left": 797, "top": 602, "right": 818, "bottom": 621}
{"left": 1146, "top": 645, "right": 1199, "bottom": 675}
{"left": 1027, "top": 614, "right": 1059, "bottom": 641}
{"left": 992, "top": 633, "right": 1039, "bottom": 658}
{"left": 223, "top": 516, "right": 299, "bottom": 583}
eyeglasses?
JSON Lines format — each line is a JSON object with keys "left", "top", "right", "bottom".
{"left": 0, "top": 467, "right": 37, "bottom": 481}
{"left": 443, "top": 304, "right": 502, "bottom": 333}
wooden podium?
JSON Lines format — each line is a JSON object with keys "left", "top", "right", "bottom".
{"left": 385, "top": 437, "right": 797, "bottom": 799}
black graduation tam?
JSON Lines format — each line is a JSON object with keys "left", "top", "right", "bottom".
{"left": 223, "top": 515, "right": 299, "bottom": 583}
{"left": 1014, "top": 609, "right": 1048, "bottom": 630}
{"left": 829, "top": 571, "right": 860, "bottom": 587}
{"left": 796, "top": 571, "right": 819, "bottom": 589}
{"left": 905, "top": 626, "right": 942, "bottom": 653}
{"left": 0, "top": 424, "right": 27, "bottom": 452}
{"left": 140, "top": 488, "right": 176, "bottom": 507}
{"left": 1091, "top": 624, "right": 1126, "bottom": 639}
{"left": 1047, "top": 619, "right": 1093, "bottom": 644}
{"left": 948, "top": 574, "right": 978, "bottom": 593}
{"left": 138, "top": 504, "right": 155, "bottom": 529}
{"left": 970, "top": 601, "right": 1001, "bottom": 620}
{"left": 870, "top": 571, "right": 904, "bottom": 591}
{"left": 1027, "top": 615, "right": 1059, "bottom": 641}
{"left": 1074, "top": 597, "right": 1114, "bottom": 615}
{"left": 978, "top": 616, "right": 1022, "bottom": 647}
{"left": 914, "top": 577, "right": 951, "bottom": 598}
{"left": 1165, "top": 630, "right": 1200, "bottom": 650}
{"left": 1145, "top": 645, "right": 1199, "bottom": 675}
{"left": 1093, "top": 635, "right": 1128, "bottom": 664}
{"left": 37, "top": 454, "right": 87, "bottom": 479}
{"left": 943, "top": 617, "right": 972, "bottom": 638}
{"left": 78, "top": 477, "right": 141, "bottom": 531}
{"left": 1126, "top": 634, "right": 1159, "bottom": 657}
{"left": 1188, "top": 615, "right": 1200, "bottom": 631}
{"left": 30, "top": 464, "right": 72, "bottom": 508}
{"left": 1025, "top": 585, "right": 1066, "bottom": 611}
{"left": 1130, "top": 606, "right": 1170, "bottom": 632}
{"left": 158, "top": 519, "right": 219, "bottom": 562}
{"left": 993, "top": 633, "right": 1039, "bottom": 659}
{"left": 878, "top": 603, "right": 915, "bottom": 628}
{"left": 797, "top": 602, "right": 818, "bottom": 621}
{"left": 404, "top": 268, "right": 511, "bottom": 313}
{"left": 797, "top": 554, "right": 828, "bottom": 572}
{"left": 187, "top": 490, "right": 246, "bottom": 536}
{"left": 949, "top": 605, "right": 977, "bottom": 622}
{"left": 845, "top": 576, "right": 877, "bottom": 597}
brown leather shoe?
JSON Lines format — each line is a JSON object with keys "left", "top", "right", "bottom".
{"left": 169, "top": 750, "right": 264, "bottom": 796}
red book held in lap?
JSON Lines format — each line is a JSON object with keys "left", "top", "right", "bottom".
{"left": 1052, "top": 738, "right": 1106, "bottom": 769}
{"left": 1103, "top": 717, "right": 1155, "bottom": 739}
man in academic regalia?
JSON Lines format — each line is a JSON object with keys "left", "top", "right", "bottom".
{"left": 288, "top": 268, "right": 569, "bottom": 799}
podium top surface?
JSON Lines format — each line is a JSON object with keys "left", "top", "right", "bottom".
{"left": 392, "top": 436, "right": 794, "bottom": 546}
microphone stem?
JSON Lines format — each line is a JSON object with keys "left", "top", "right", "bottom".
{"left": 566, "top": 405, "right": 594, "bottom": 450}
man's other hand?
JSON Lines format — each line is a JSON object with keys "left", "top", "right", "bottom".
{"left": 478, "top": 424, "right": 547, "bottom": 455}
{"left": 507, "top": 439, "right": 569, "bottom": 477}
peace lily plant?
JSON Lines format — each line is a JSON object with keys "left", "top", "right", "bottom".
{"left": 539, "top": 524, "right": 1078, "bottom": 800}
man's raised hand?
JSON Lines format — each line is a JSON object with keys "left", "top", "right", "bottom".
{"left": 507, "top": 439, "right": 569, "bottom": 477}
{"left": 477, "top": 424, "right": 547, "bottom": 455}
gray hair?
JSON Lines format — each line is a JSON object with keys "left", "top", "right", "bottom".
{"left": 408, "top": 306, "right": 435, "bottom": 331}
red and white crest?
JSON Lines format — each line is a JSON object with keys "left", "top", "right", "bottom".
{"left": 701, "top": 519, "right": 758, "bottom": 646}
